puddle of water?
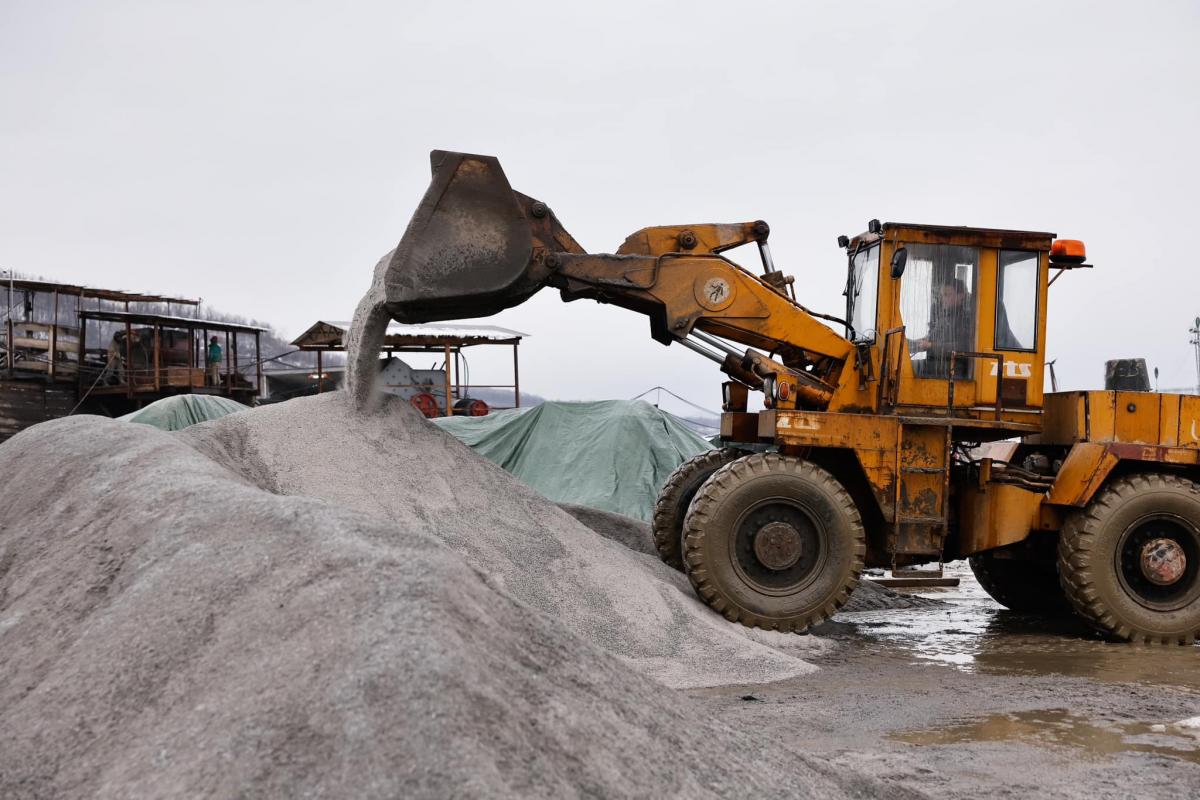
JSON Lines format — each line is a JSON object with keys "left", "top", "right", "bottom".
{"left": 892, "top": 709, "right": 1200, "bottom": 765}
{"left": 842, "top": 562, "right": 1200, "bottom": 691}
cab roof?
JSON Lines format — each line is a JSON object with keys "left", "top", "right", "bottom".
{"left": 849, "top": 222, "right": 1056, "bottom": 251}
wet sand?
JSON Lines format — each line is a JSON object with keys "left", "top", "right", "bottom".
{"left": 696, "top": 563, "right": 1200, "bottom": 798}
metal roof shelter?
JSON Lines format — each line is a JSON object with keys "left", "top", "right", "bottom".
{"left": 77, "top": 309, "right": 266, "bottom": 402}
{"left": 0, "top": 275, "right": 263, "bottom": 442}
{"left": 291, "top": 320, "right": 526, "bottom": 415}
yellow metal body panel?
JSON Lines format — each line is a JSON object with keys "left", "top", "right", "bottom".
{"left": 958, "top": 483, "right": 1045, "bottom": 556}
{"left": 771, "top": 411, "right": 951, "bottom": 558}
{"left": 1184, "top": 396, "right": 1200, "bottom": 445}
{"left": 1162, "top": 394, "right": 1182, "bottom": 446}
{"left": 1039, "top": 391, "right": 1200, "bottom": 507}
{"left": 1115, "top": 391, "right": 1159, "bottom": 443}
{"left": 898, "top": 425, "right": 947, "bottom": 521}
{"left": 773, "top": 410, "right": 900, "bottom": 519}
{"left": 617, "top": 222, "right": 764, "bottom": 258}
{"left": 1045, "top": 442, "right": 1121, "bottom": 506}
{"left": 1040, "top": 391, "right": 1200, "bottom": 447}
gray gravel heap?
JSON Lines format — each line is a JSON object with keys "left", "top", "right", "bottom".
{"left": 0, "top": 397, "right": 891, "bottom": 797}
{"left": 181, "top": 392, "right": 824, "bottom": 689}
{"left": 556, "top": 502, "right": 658, "bottom": 556}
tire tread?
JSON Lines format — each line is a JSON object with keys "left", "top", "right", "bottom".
{"left": 1058, "top": 472, "right": 1200, "bottom": 645}
{"left": 682, "top": 453, "right": 866, "bottom": 633}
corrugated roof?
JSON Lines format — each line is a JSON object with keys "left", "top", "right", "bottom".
{"left": 292, "top": 320, "right": 527, "bottom": 348}
{"left": 1, "top": 277, "right": 198, "bottom": 306}
{"left": 327, "top": 321, "right": 528, "bottom": 340}
{"left": 78, "top": 309, "right": 268, "bottom": 333}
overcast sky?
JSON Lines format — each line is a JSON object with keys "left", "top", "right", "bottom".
{"left": 3, "top": 1, "right": 1199, "bottom": 409}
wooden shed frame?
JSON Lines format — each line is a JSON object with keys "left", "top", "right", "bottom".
{"left": 291, "top": 320, "right": 526, "bottom": 416}
{"left": 77, "top": 310, "right": 265, "bottom": 402}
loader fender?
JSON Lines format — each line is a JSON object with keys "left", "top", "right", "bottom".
{"left": 1047, "top": 441, "right": 1200, "bottom": 507}
{"left": 1046, "top": 443, "right": 1120, "bottom": 507}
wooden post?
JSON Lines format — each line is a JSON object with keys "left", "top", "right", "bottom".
{"left": 6, "top": 318, "right": 12, "bottom": 376}
{"left": 49, "top": 290, "right": 59, "bottom": 381}
{"left": 153, "top": 323, "right": 161, "bottom": 391}
{"left": 454, "top": 350, "right": 461, "bottom": 400}
{"left": 443, "top": 343, "right": 453, "bottom": 416}
{"left": 254, "top": 331, "right": 262, "bottom": 403}
{"left": 124, "top": 320, "right": 133, "bottom": 399}
{"left": 77, "top": 293, "right": 86, "bottom": 388}
{"left": 77, "top": 312, "right": 87, "bottom": 396}
{"left": 316, "top": 350, "right": 323, "bottom": 393}
{"left": 224, "top": 330, "right": 232, "bottom": 394}
{"left": 47, "top": 323, "right": 57, "bottom": 381}
{"left": 513, "top": 342, "right": 520, "bottom": 409}
{"left": 232, "top": 331, "right": 239, "bottom": 395}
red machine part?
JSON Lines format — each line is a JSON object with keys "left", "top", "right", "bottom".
{"left": 410, "top": 392, "right": 439, "bottom": 418}
{"left": 454, "top": 397, "right": 490, "bottom": 417}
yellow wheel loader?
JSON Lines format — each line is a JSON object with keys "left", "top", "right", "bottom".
{"left": 363, "top": 150, "right": 1200, "bottom": 644}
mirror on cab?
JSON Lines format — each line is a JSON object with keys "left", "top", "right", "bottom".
{"left": 890, "top": 247, "right": 908, "bottom": 279}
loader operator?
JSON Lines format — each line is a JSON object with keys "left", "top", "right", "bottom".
{"left": 911, "top": 278, "right": 974, "bottom": 379}
{"left": 206, "top": 335, "right": 222, "bottom": 386}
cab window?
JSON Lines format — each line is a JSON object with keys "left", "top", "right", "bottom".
{"left": 848, "top": 245, "right": 879, "bottom": 342}
{"left": 900, "top": 244, "right": 979, "bottom": 379}
{"left": 996, "top": 250, "right": 1038, "bottom": 351}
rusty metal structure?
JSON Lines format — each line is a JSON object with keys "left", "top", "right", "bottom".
{"left": 0, "top": 278, "right": 263, "bottom": 441}
{"left": 371, "top": 150, "right": 1200, "bottom": 644}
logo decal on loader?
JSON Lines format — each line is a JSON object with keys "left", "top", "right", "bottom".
{"left": 989, "top": 362, "right": 1032, "bottom": 378}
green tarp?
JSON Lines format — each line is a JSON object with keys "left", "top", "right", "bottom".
{"left": 119, "top": 395, "right": 248, "bottom": 431}
{"left": 433, "top": 400, "right": 713, "bottom": 520}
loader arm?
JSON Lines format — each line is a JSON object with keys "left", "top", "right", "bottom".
{"left": 381, "top": 150, "right": 856, "bottom": 410}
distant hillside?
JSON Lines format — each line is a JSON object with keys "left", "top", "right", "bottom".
{"left": 466, "top": 387, "right": 545, "bottom": 409}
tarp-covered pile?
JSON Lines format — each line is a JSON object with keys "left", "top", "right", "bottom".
{"left": 434, "top": 399, "right": 712, "bottom": 520}
{"left": 119, "top": 394, "right": 248, "bottom": 431}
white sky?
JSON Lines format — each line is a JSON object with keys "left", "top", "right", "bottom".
{"left": 3, "top": 1, "right": 1199, "bottom": 406}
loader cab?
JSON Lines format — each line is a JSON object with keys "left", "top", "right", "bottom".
{"left": 841, "top": 222, "right": 1065, "bottom": 430}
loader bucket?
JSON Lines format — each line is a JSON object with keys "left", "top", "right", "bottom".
{"left": 382, "top": 150, "right": 542, "bottom": 323}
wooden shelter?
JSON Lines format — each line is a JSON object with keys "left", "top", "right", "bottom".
{"left": 77, "top": 310, "right": 264, "bottom": 404}
{"left": 291, "top": 320, "right": 525, "bottom": 415}
{"left": 0, "top": 277, "right": 264, "bottom": 442}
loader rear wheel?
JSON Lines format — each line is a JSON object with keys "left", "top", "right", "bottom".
{"left": 968, "top": 551, "right": 1071, "bottom": 615}
{"left": 1058, "top": 473, "right": 1200, "bottom": 644}
{"left": 652, "top": 448, "right": 745, "bottom": 571}
{"left": 681, "top": 453, "right": 865, "bottom": 632}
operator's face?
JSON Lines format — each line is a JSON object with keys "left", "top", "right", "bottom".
{"left": 941, "top": 286, "right": 962, "bottom": 308}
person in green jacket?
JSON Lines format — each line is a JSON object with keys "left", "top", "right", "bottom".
{"left": 206, "top": 336, "right": 222, "bottom": 386}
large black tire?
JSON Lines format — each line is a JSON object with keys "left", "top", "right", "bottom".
{"left": 652, "top": 448, "right": 744, "bottom": 570}
{"left": 968, "top": 551, "right": 1071, "bottom": 615}
{"left": 1058, "top": 473, "right": 1200, "bottom": 644}
{"left": 681, "top": 453, "right": 865, "bottom": 632}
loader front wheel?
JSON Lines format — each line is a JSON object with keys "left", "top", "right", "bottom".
{"left": 682, "top": 453, "right": 865, "bottom": 632}
{"left": 652, "top": 448, "right": 745, "bottom": 571}
{"left": 968, "top": 550, "right": 1071, "bottom": 615}
{"left": 1058, "top": 473, "right": 1200, "bottom": 644}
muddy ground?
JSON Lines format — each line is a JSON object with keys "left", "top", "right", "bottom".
{"left": 699, "top": 562, "right": 1200, "bottom": 799}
